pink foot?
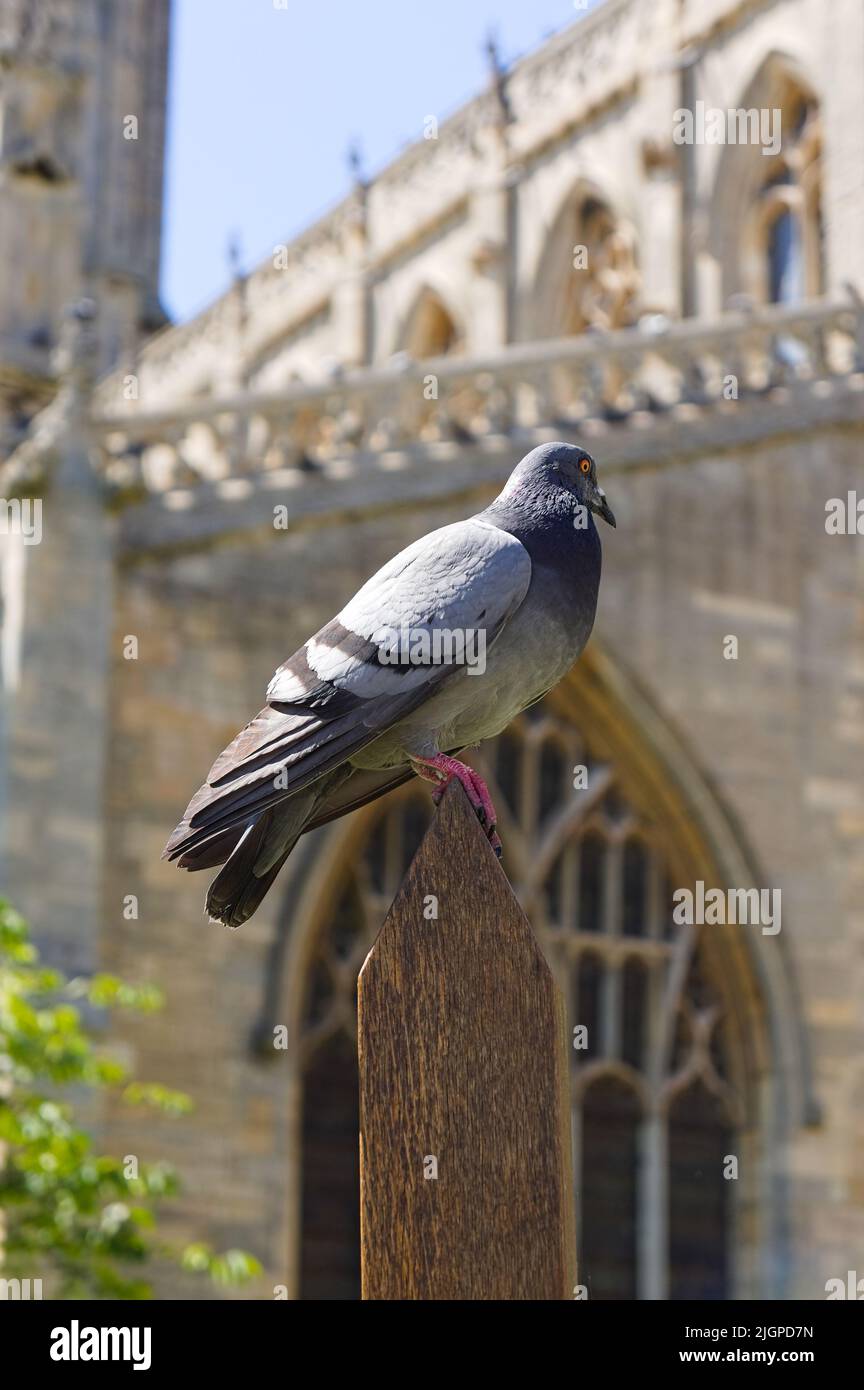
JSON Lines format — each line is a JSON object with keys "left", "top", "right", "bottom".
{"left": 410, "top": 754, "right": 502, "bottom": 856}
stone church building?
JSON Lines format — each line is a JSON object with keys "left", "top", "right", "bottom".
{"left": 1, "top": 0, "right": 862, "bottom": 1299}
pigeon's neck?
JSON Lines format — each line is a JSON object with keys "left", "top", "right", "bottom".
{"left": 480, "top": 479, "right": 602, "bottom": 628}
{"left": 481, "top": 476, "right": 598, "bottom": 552}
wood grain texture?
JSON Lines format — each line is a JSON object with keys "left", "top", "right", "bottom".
{"left": 358, "top": 779, "right": 577, "bottom": 1300}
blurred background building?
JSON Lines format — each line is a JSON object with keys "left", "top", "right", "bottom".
{"left": 0, "top": 0, "right": 863, "bottom": 1299}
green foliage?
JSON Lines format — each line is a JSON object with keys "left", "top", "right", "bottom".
{"left": 0, "top": 900, "right": 261, "bottom": 1298}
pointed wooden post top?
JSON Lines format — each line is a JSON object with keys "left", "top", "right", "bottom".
{"left": 358, "top": 779, "right": 576, "bottom": 1300}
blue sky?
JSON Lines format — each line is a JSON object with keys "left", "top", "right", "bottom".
{"left": 161, "top": 0, "right": 600, "bottom": 322}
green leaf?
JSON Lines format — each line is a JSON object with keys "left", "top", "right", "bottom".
{"left": 0, "top": 897, "right": 260, "bottom": 1299}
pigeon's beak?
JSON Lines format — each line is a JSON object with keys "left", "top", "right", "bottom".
{"left": 590, "top": 484, "right": 617, "bottom": 528}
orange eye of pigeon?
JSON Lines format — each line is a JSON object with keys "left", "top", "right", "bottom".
{"left": 580, "top": 459, "right": 591, "bottom": 474}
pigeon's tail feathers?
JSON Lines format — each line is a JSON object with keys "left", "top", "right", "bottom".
{"left": 203, "top": 773, "right": 345, "bottom": 929}
{"left": 176, "top": 824, "right": 246, "bottom": 871}
{"left": 204, "top": 814, "right": 293, "bottom": 930}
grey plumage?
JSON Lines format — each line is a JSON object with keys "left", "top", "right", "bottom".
{"left": 163, "top": 441, "right": 615, "bottom": 927}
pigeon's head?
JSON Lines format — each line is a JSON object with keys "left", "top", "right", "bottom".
{"left": 512, "top": 441, "right": 616, "bottom": 527}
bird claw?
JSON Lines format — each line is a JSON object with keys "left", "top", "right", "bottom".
{"left": 412, "top": 753, "right": 503, "bottom": 857}
{"left": 468, "top": 802, "right": 503, "bottom": 857}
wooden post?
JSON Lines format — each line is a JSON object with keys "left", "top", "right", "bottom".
{"left": 358, "top": 779, "right": 577, "bottom": 1300}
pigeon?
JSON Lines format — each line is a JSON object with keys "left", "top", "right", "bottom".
{"left": 163, "top": 441, "right": 615, "bottom": 926}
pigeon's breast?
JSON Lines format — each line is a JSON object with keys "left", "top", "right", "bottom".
{"left": 352, "top": 554, "right": 599, "bottom": 767}
{"left": 443, "top": 562, "right": 596, "bottom": 738}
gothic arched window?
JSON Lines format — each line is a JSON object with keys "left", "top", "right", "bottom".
{"left": 295, "top": 696, "right": 756, "bottom": 1299}
{"left": 398, "top": 287, "right": 461, "bottom": 359}
{"left": 721, "top": 64, "right": 823, "bottom": 306}
{"left": 532, "top": 187, "right": 639, "bottom": 339}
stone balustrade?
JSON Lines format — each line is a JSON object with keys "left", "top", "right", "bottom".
{"left": 93, "top": 298, "right": 864, "bottom": 497}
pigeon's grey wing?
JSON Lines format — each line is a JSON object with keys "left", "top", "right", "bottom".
{"left": 301, "top": 764, "right": 417, "bottom": 832}
{"left": 163, "top": 518, "right": 530, "bottom": 861}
